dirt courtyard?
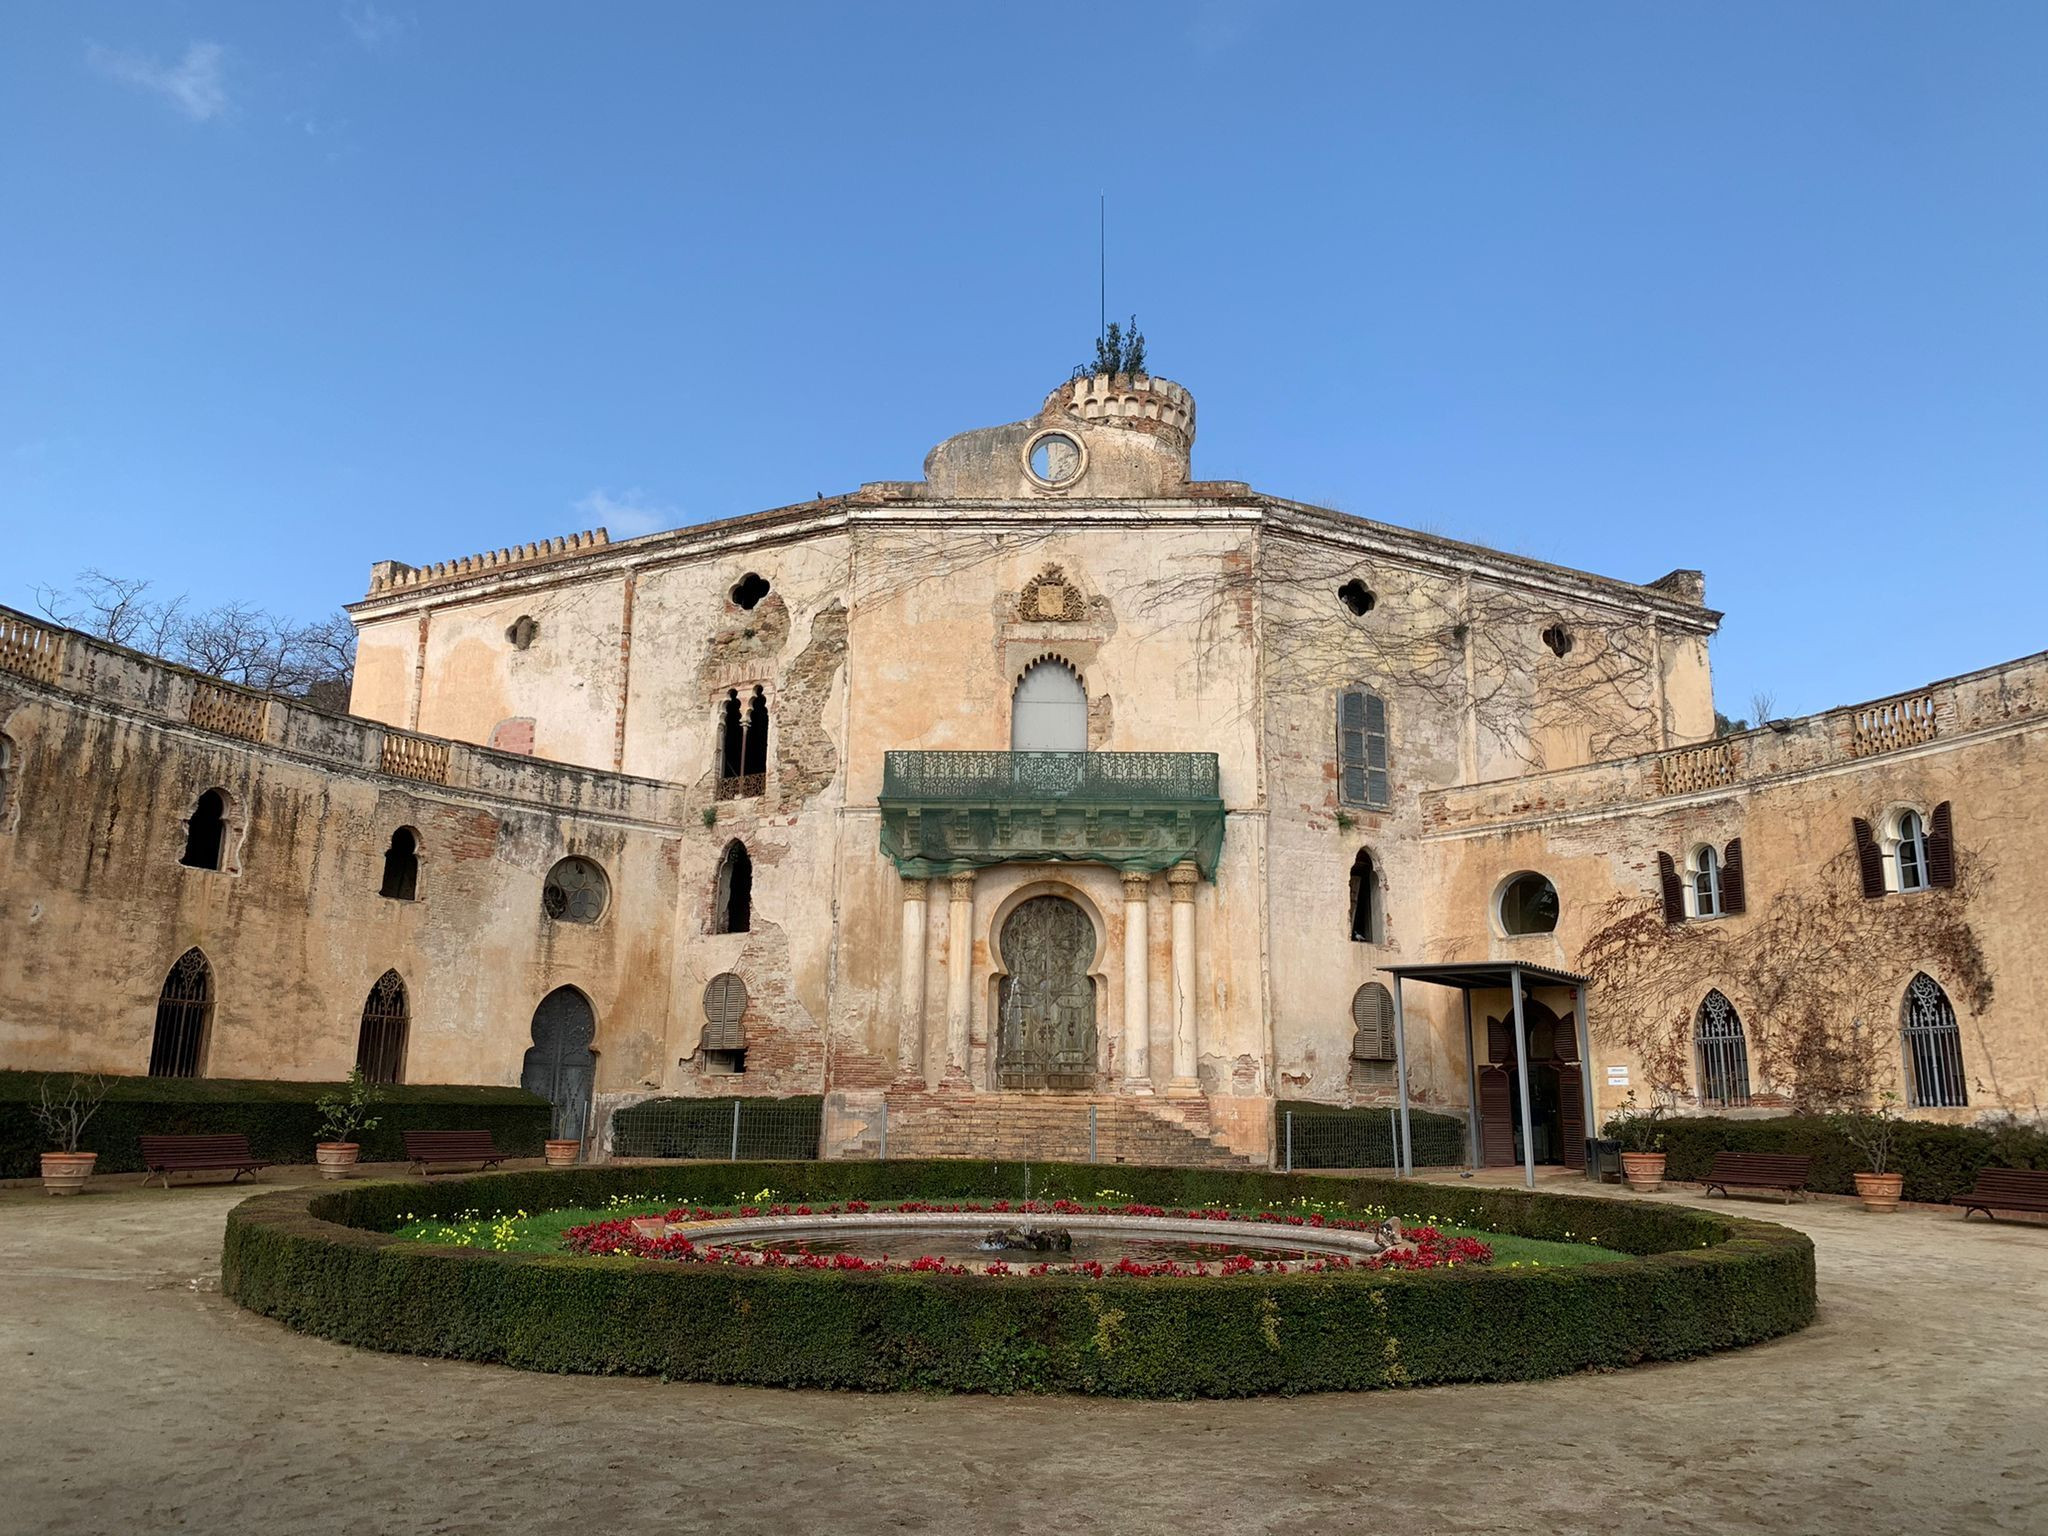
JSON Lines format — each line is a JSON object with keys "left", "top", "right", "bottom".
{"left": 2, "top": 1170, "right": 2043, "bottom": 1536}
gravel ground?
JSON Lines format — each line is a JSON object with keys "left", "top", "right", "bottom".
{"left": 2, "top": 1168, "right": 2042, "bottom": 1535}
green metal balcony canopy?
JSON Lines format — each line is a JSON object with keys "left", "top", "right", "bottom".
{"left": 878, "top": 750, "right": 1225, "bottom": 880}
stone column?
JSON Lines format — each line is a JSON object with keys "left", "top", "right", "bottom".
{"left": 1121, "top": 869, "right": 1154, "bottom": 1091}
{"left": 896, "top": 877, "right": 929, "bottom": 1079}
{"left": 1166, "top": 860, "right": 1201, "bottom": 1095}
{"left": 944, "top": 870, "right": 976, "bottom": 1084}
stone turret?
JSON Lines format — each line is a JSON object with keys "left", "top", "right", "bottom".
{"left": 921, "top": 374, "right": 1199, "bottom": 500}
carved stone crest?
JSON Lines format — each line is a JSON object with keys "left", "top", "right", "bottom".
{"left": 1018, "top": 565, "right": 1085, "bottom": 623}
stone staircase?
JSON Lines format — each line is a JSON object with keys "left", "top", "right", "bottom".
{"left": 880, "top": 1091, "right": 1261, "bottom": 1169}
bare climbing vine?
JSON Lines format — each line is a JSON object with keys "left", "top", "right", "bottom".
{"left": 851, "top": 520, "right": 1676, "bottom": 768}
{"left": 1577, "top": 845, "right": 1993, "bottom": 1110}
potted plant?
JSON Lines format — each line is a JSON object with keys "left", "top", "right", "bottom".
{"left": 31, "top": 1073, "right": 110, "bottom": 1196}
{"left": 1838, "top": 1091, "right": 1905, "bottom": 1212}
{"left": 1606, "top": 1090, "right": 1669, "bottom": 1192}
{"left": 545, "top": 1135, "right": 580, "bottom": 1168}
{"left": 313, "top": 1068, "right": 383, "bottom": 1180}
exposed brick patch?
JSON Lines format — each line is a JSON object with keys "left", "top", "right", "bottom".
{"left": 773, "top": 600, "right": 847, "bottom": 813}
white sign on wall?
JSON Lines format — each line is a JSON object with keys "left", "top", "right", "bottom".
{"left": 1606, "top": 1065, "right": 1631, "bottom": 1087}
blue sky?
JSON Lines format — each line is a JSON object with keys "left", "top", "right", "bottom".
{"left": 3, "top": 3, "right": 2044, "bottom": 721}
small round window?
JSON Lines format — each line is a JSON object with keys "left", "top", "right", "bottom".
{"left": 542, "top": 857, "right": 610, "bottom": 924}
{"left": 1024, "top": 430, "right": 1084, "bottom": 489}
{"left": 1498, "top": 872, "right": 1560, "bottom": 936}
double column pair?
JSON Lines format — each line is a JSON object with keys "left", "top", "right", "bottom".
{"left": 897, "top": 861, "right": 1200, "bottom": 1092}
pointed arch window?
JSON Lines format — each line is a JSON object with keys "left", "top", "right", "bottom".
{"left": 355, "top": 970, "right": 410, "bottom": 1084}
{"left": 380, "top": 827, "right": 420, "bottom": 900}
{"left": 1694, "top": 990, "right": 1751, "bottom": 1107}
{"left": 717, "top": 686, "right": 769, "bottom": 798}
{"left": 1337, "top": 688, "right": 1389, "bottom": 808}
{"left": 149, "top": 948, "right": 213, "bottom": 1078}
{"left": 713, "top": 840, "right": 753, "bottom": 934}
{"left": 181, "top": 789, "right": 228, "bottom": 870}
{"left": 1901, "top": 973, "right": 1967, "bottom": 1108}
{"left": 1011, "top": 659, "right": 1087, "bottom": 752}
{"left": 1348, "top": 848, "right": 1380, "bottom": 943}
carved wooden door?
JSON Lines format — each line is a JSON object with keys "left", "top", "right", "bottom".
{"left": 995, "top": 896, "right": 1097, "bottom": 1090}
{"left": 522, "top": 987, "right": 597, "bottom": 1142}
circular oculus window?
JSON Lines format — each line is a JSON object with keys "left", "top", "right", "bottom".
{"left": 1023, "top": 429, "right": 1086, "bottom": 490}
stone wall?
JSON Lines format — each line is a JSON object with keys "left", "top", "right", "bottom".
{"left": 0, "top": 613, "right": 685, "bottom": 1100}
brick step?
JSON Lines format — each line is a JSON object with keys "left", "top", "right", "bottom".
{"left": 882, "top": 1092, "right": 1257, "bottom": 1169}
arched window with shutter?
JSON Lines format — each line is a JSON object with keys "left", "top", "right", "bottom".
{"left": 702, "top": 972, "right": 748, "bottom": 1073}
{"left": 1889, "top": 808, "right": 1929, "bottom": 892}
{"left": 1694, "top": 990, "right": 1752, "bottom": 1107}
{"left": 149, "top": 948, "right": 213, "bottom": 1078}
{"left": 355, "top": 969, "right": 409, "bottom": 1085}
{"left": 1350, "top": 982, "right": 1396, "bottom": 1087}
{"left": 1336, "top": 688, "right": 1389, "bottom": 809}
{"left": 1688, "top": 845, "right": 1723, "bottom": 918}
{"left": 1900, "top": 973, "right": 1967, "bottom": 1108}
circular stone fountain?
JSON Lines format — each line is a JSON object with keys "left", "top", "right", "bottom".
{"left": 654, "top": 1209, "right": 1411, "bottom": 1269}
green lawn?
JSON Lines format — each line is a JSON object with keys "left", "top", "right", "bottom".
{"left": 391, "top": 1199, "right": 1631, "bottom": 1269}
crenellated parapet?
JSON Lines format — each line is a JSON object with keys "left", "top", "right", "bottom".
{"left": 1052, "top": 373, "right": 1196, "bottom": 450}
{"left": 366, "top": 528, "right": 611, "bottom": 598}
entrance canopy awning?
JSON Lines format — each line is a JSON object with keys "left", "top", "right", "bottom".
{"left": 1379, "top": 960, "right": 1589, "bottom": 992}
{"left": 1375, "top": 961, "right": 1595, "bottom": 1189}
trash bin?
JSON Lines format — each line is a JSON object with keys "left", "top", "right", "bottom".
{"left": 1585, "top": 1137, "right": 1623, "bottom": 1183}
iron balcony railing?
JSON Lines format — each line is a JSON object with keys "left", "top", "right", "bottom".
{"left": 881, "top": 750, "right": 1221, "bottom": 805}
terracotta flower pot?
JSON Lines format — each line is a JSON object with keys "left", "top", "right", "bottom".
{"left": 40, "top": 1151, "right": 97, "bottom": 1196}
{"left": 1854, "top": 1171, "right": 1905, "bottom": 1213}
{"left": 544, "top": 1139, "right": 580, "bottom": 1168}
{"left": 1621, "top": 1152, "right": 1667, "bottom": 1193}
{"left": 315, "top": 1142, "right": 360, "bottom": 1181}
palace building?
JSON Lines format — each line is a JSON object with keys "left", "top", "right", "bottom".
{"left": 3, "top": 371, "right": 2043, "bottom": 1167}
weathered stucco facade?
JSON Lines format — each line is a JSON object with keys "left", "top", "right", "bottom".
{"left": 2, "top": 372, "right": 2041, "bottom": 1165}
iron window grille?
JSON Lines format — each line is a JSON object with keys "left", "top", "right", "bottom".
{"left": 1901, "top": 973, "right": 1968, "bottom": 1108}
{"left": 1694, "top": 989, "right": 1752, "bottom": 1106}
{"left": 148, "top": 948, "right": 213, "bottom": 1078}
{"left": 355, "top": 969, "right": 409, "bottom": 1085}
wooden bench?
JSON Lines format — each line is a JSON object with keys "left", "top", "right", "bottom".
{"left": 138, "top": 1134, "right": 269, "bottom": 1188}
{"left": 1951, "top": 1167, "right": 2048, "bottom": 1219}
{"left": 403, "top": 1130, "right": 506, "bottom": 1176}
{"left": 1702, "top": 1151, "right": 1812, "bottom": 1201}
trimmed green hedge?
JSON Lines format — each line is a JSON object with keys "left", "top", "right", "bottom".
{"left": 1651, "top": 1114, "right": 2048, "bottom": 1203}
{"left": 0, "top": 1072, "right": 550, "bottom": 1179}
{"left": 1276, "top": 1101, "right": 1469, "bottom": 1169}
{"left": 222, "top": 1160, "right": 1815, "bottom": 1398}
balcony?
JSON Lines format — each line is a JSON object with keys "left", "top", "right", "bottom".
{"left": 878, "top": 750, "right": 1225, "bottom": 880}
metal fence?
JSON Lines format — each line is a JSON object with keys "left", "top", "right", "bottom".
{"left": 608, "top": 1096, "right": 823, "bottom": 1161}
{"left": 1281, "top": 1108, "right": 1469, "bottom": 1173}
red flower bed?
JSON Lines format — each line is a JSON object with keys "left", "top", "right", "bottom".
{"left": 560, "top": 1200, "right": 1491, "bottom": 1279}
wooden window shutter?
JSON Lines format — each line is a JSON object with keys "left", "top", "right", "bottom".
{"left": 1852, "top": 817, "right": 1885, "bottom": 898}
{"left": 1478, "top": 1068, "right": 1516, "bottom": 1168}
{"left": 1926, "top": 802, "right": 1956, "bottom": 888}
{"left": 1721, "top": 838, "right": 1747, "bottom": 915}
{"left": 1486, "top": 1015, "right": 1511, "bottom": 1066}
{"left": 1350, "top": 983, "right": 1395, "bottom": 1062}
{"left": 1657, "top": 851, "right": 1684, "bottom": 924}
{"left": 1364, "top": 692, "right": 1389, "bottom": 808}
{"left": 1557, "top": 1064, "right": 1586, "bottom": 1169}
{"left": 701, "top": 972, "right": 749, "bottom": 1051}
{"left": 1337, "top": 690, "right": 1368, "bottom": 807}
